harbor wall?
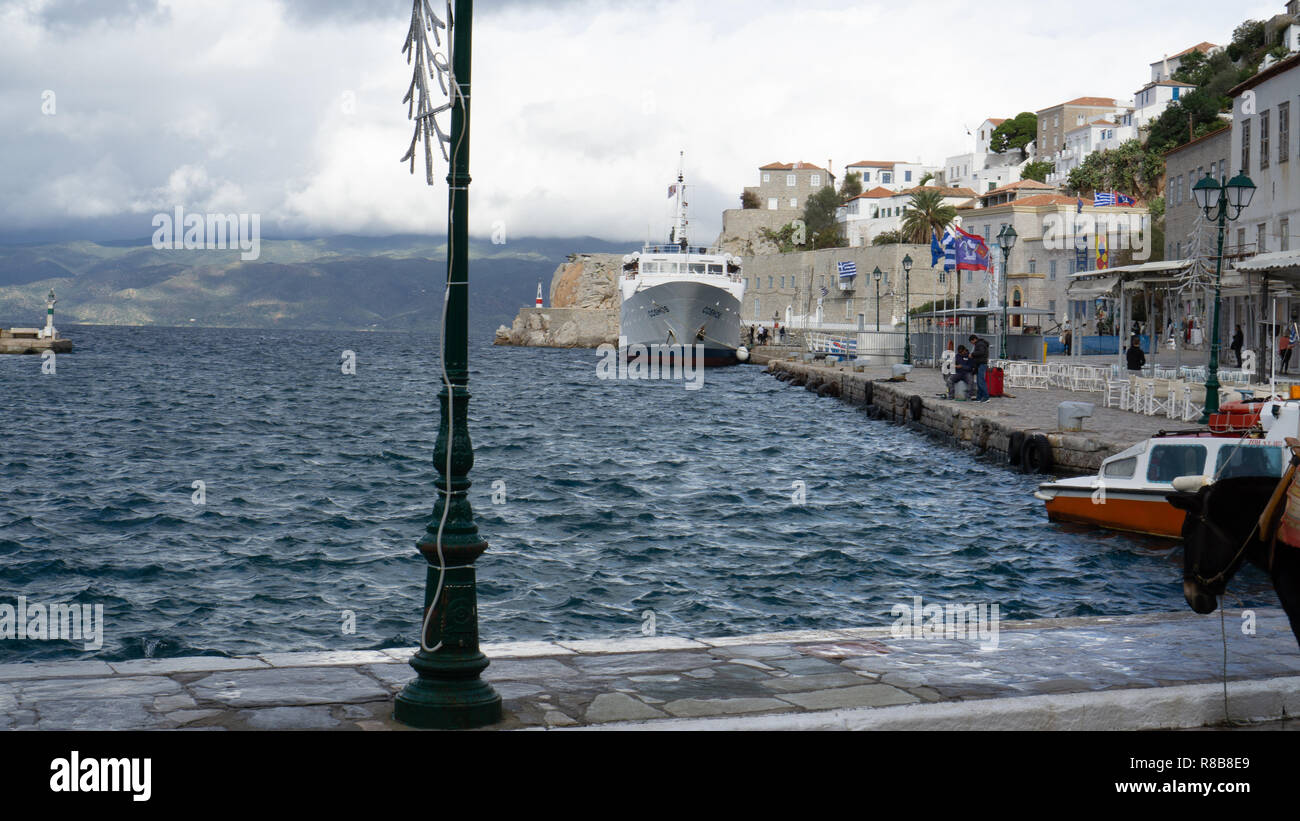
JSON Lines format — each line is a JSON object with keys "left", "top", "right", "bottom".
{"left": 496, "top": 253, "right": 622, "bottom": 348}
{"left": 766, "top": 359, "right": 1119, "bottom": 475}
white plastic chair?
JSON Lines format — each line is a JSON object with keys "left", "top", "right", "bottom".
{"left": 1182, "top": 384, "right": 1205, "bottom": 422}
{"left": 1104, "top": 379, "right": 1129, "bottom": 409}
{"left": 1147, "top": 379, "right": 1174, "bottom": 418}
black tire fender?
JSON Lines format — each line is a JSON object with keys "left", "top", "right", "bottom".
{"left": 863, "top": 381, "right": 874, "bottom": 406}
{"left": 1021, "top": 434, "right": 1053, "bottom": 474}
{"left": 1008, "top": 431, "right": 1027, "bottom": 467}
{"left": 908, "top": 394, "right": 923, "bottom": 421}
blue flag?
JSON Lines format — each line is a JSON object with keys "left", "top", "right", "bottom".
{"left": 1076, "top": 197, "right": 1083, "bottom": 214}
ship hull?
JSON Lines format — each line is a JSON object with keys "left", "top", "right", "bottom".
{"left": 620, "top": 279, "right": 743, "bottom": 367}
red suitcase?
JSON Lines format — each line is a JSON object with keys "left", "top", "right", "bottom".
{"left": 985, "top": 367, "right": 1004, "bottom": 397}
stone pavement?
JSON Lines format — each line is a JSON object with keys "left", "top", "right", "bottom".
{"left": 766, "top": 358, "right": 1238, "bottom": 474}
{"left": 2, "top": 609, "right": 1297, "bottom": 730}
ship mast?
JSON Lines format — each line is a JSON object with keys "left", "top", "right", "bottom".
{"left": 670, "top": 150, "right": 689, "bottom": 247}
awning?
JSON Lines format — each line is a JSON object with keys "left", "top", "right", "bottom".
{"left": 1066, "top": 275, "right": 1119, "bottom": 298}
{"left": 1234, "top": 250, "right": 1300, "bottom": 274}
{"left": 913, "top": 306, "right": 1057, "bottom": 318}
{"left": 1089, "top": 259, "right": 1193, "bottom": 276}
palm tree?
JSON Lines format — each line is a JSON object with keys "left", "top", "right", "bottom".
{"left": 900, "top": 189, "right": 957, "bottom": 244}
{"left": 917, "top": 171, "right": 936, "bottom": 187}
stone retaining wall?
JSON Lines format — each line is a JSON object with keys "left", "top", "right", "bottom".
{"left": 767, "top": 360, "right": 1118, "bottom": 475}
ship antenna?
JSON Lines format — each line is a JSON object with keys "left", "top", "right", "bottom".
{"left": 675, "top": 150, "right": 688, "bottom": 248}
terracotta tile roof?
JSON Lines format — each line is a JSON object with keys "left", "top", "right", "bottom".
{"left": 845, "top": 160, "right": 901, "bottom": 168}
{"left": 985, "top": 118, "right": 1007, "bottom": 127}
{"left": 759, "top": 161, "right": 829, "bottom": 171}
{"left": 847, "top": 186, "right": 897, "bottom": 200}
{"left": 1158, "top": 42, "right": 1218, "bottom": 62}
{"left": 899, "top": 185, "right": 978, "bottom": 198}
{"left": 1038, "top": 96, "right": 1120, "bottom": 112}
{"left": 980, "top": 179, "right": 1055, "bottom": 198}
{"left": 978, "top": 194, "right": 1146, "bottom": 210}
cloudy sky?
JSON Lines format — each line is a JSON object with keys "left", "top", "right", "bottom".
{"left": 0, "top": 0, "right": 1281, "bottom": 245}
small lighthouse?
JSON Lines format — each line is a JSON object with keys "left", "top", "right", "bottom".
{"left": 535, "top": 282, "right": 544, "bottom": 307}
{"left": 41, "top": 288, "right": 57, "bottom": 339}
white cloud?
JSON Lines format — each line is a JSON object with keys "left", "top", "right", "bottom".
{"left": 0, "top": 0, "right": 1283, "bottom": 244}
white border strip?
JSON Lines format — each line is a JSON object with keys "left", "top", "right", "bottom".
{"left": 572, "top": 676, "right": 1300, "bottom": 731}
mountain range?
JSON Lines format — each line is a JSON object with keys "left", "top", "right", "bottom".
{"left": 0, "top": 235, "right": 635, "bottom": 340}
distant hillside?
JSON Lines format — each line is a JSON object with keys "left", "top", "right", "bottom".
{"left": 0, "top": 235, "right": 634, "bottom": 339}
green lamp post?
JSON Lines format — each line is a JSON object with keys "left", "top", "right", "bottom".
{"left": 997, "top": 224, "right": 1017, "bottom": 359}
{"left": 901, "top": 254, "right": 913, "bottom": 364}
{"left": 872, "top": 266, "right": 881, "bottom": 331}
{"left": 1193, "top": 171, "right": 1256, "bottom": 423}
{"left": 393, "top": 0, "right": 502, "bottom": 730}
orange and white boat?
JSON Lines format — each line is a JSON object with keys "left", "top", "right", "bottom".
{"left": 1033, "top": 398, "right": 1300, "bottom": 540}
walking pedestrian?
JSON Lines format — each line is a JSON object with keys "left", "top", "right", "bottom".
{"left": 1280, "top": 330, "right": 1292, "bottom": 374}
{"left": 1231, "top": 325, "right": 1243, "bottom": 367}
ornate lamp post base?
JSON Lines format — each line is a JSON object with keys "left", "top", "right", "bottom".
{"left": 395, "top": 657, "right": 501, "bottom": 729}
{"left": 394, "top": 546, "right": 502, "bottom": 729}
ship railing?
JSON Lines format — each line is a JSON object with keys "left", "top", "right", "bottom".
{"left": 642, "top": 244, "right": 720, "bottom": 255}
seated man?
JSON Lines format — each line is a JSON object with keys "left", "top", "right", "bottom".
{"left": 946, "top": 345, "right": 974, "bottom": 399}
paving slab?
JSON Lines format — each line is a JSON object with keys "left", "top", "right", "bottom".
{"left": 110, "top": 656, "right": 270, "bottom": 676}
{"left": 188, "top": 667, "right": 389, "bottom": 707}
{"left": 4, "top": 608, "right": 1296, "bottom": 731}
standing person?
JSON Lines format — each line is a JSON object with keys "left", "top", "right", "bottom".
{"left": 1126, "top": 335, "right": 1146, "bottom": 373}
{"left": 1231, "top": 324, "right": 1244, "bottom": 367}
{"left": 968, "top": 334, "right": 990, "bottom": 402}
{"left": 1280, "top": 329, "right": 1292, "bottom": 375}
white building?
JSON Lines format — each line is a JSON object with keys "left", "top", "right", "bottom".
{"left": 1133, "top": 80, "right": 1197, "bottom": 130}
{"left": 1230, "top": 52, "right": 1300, "bottom": 266}
{"left": 843, "top": 159, "right": 940, "bottom": 192}
{"left": 1149, "top": 42, "right": 1219, "bottom": 83}
{"left": 836, "top": 185, "right": 977, "bottom": 247}
{"left": 942, "top": 117, "right": 1033, "bottom": 194}
{"left": 1051, "top": 117, "right": 1137, "bottom": 183}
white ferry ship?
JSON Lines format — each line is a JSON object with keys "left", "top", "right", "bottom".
{"left": 619, "top": 155, "right": 747, "bottom": 366}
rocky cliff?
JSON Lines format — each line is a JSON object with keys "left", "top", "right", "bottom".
{"left": 495, "top": 253, "right": 623, "bottom": 348}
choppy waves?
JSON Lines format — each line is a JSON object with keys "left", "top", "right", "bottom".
{"left": 0, "top": 326, "right": 1280, "bottom": 662}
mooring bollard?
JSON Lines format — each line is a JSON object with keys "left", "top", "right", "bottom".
{"left": 1058, "top": 401, "right": 1094, "bottom": 432}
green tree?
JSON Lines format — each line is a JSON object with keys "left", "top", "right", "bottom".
{"left": 1228, "top": 20, "right": 1266, "bottom": 62}
{"left": 740, "top": 190, "right": 760, "bottom": 209}
{"left": 758, "top": 223, "right": 804, "bottom": 254}
{"left": 990, "top": 112, "right": 1037, "bottom": 157}
{"left": 872, "top": 230, "right": 904, "bottom": 246}
{"left": 1021, "top": 160, "right": 1053, "bottom": 183}
{"left": 899, "top": 189, "right": 957, "bottom": 244}
{"left": 802, "top": 185, "right": 847, "bottom": 249}
{"left": 838, "top": 171, "right": 862, "bottom": 199}
{"left": 917, "top": 171, "right": 936, "bottom": 187}
{"left": 1064, "top": 138, "right": 1165, "bottom": 200}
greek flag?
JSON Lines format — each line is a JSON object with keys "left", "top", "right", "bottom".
{"left": 1093, "top": 191, "right": 1116, "bottom": 207}
{"left": 837, "top": 260, "right": 857, "bottom": 278}
{"left": 819, "top": 285, "right": 829, "bottom": 297}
